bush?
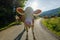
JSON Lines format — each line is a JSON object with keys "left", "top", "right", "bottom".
{"left": 42, "top": 17, "right": 60, "bottom": 36}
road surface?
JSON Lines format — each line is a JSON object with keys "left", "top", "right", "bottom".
{"left": 0, "top": 18, "right": 59, "bottom": 40}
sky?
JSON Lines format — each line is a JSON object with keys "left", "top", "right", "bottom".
{"left": 24, "top": 0, "right": 60, "bottom": 12}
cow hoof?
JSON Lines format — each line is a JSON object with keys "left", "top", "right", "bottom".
{"left": 25, "top": 38, "right": 28, "bottom": 40}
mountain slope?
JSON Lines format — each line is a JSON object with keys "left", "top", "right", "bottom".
{"left": 40, "top": 7, "right": 60, "bottom": 17}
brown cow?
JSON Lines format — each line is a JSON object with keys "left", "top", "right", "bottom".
{"left": 16, "top": 7, "right": 41, "bottom": 40}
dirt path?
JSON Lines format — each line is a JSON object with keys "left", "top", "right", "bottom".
{"left": 0, "top": 18, "right": 59, "bottom": 40}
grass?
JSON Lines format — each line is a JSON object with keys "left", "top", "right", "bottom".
{"left": 42, "top": 17, "right": 60, "bottom": 37}
{"left": 0, "top": 21, "right": 21, "bottom": 31}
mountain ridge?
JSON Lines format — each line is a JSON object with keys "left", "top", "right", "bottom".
{"left": 39, "top": 7, "right": 60, "bottom": 17}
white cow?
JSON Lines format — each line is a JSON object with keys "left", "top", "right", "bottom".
{"left": 16, "top": 7, "right": 41, "bottom": 40}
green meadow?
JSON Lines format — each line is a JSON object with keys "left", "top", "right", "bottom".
{"left": 42, "top": 17, "right": 60, "bottom": 36}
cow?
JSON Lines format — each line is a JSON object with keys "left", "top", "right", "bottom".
{"left": 16, "top": 7, "right": 41, "bottom": 40}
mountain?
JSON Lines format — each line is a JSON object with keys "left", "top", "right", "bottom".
{"left": 39, "top": 7, "right": 60, "bottom": 17}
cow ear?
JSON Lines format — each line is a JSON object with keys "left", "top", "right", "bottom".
{"left": 34, "top": 9, "right": 41, "bottom": 14}
{"left": 16, "top": 7, "right": 24, "bottom": 15}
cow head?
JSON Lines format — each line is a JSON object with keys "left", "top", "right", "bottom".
{"left": 16, "top": 7, "right": 41, "bottom": 15}
{"left": 16, "top": 7, "right": 41, "bottom": 22}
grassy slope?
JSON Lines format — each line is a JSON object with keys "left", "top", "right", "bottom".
{"left": 0, "top": 21, "right": 21, "bottom": 31}
{"left": 42, "top": 17, "right": 60, "bottom": 37}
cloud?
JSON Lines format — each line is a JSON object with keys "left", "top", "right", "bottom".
{"left": 25, "top": 0, "right": 60, "bottom": 11}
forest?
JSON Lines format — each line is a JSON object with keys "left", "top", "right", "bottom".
{"left": 0, "top": 0, "right": 28, "bottom": 30}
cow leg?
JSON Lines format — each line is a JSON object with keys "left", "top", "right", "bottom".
{"left": 24, "top": 23, "right": 28, "bottom": 40}
{"left": 32, "top": 19, "right": 34, "bottom": 34}
{"left": 26, "top": 27, "right": 28, "bottom": 40}
{"left": 32, "top": 20, "right": 36, "bottom": 40}
{"left": 32, "top": 24, "right": 36, "bottom": 40}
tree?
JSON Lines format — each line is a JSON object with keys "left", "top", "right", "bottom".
{"left": 57, "top": 8, "right": 60, "bottom": 17}
{"left": 0, "top": 0, "right": 28, "bottom": 28}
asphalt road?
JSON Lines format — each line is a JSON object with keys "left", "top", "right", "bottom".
{"left": 0, "top": 18, "right": 59, "bottom": 40}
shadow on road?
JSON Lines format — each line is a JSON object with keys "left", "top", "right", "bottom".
{"left": 14, "top": 29, "right": 25, "bottom": 40}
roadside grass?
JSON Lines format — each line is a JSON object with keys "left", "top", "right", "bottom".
{"left": 42, "top": 17, "right": 60, "bottom": 37}
{"left": 0, "top": 21, "right": 21, "bottom": 31}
